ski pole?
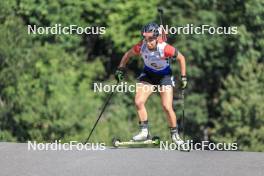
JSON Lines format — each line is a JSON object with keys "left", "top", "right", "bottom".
{"left": 84, "top": 80, "right": 120, "bottom": 144}
{"left": 157, "top": 7, "right": 167, "bottom": 42}
{"left": 181, "top": 88, "right": 185, "bottom": 141}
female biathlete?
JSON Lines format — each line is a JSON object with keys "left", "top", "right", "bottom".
{"left": 115, "top": 22, "right": 187, "bottom": 145}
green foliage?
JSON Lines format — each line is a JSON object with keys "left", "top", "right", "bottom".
{"left": 0, "top": 14, "right": 105, "bottom": 142}
{"left": 104, "top": 0, "right": 159, "bottom": 52}
{"left": 213, "top": 58, "right": 264, "bottom": 151}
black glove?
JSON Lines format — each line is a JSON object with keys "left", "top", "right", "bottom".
{"left": 115, "top": 67, "right": 126, "bottom": 82}
{"left": 180, "top": 75, "right": 187, "bottom": 89}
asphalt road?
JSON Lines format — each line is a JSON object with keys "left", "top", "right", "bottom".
{"left": 0, "top": 142, "right": 263, "bottom": 176}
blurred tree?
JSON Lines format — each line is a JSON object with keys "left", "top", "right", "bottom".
{"left": 0, "top": 14, "right": 105, "bottom": 142}
{"left": 213, "top": 58, "right": 264, "bottom": 151}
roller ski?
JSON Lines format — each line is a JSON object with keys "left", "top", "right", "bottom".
{"left": 112, "top": 136, "right": 160, "bottom": 148}
{"left": 112, "top": 127, "right": 160, "bottom": 148}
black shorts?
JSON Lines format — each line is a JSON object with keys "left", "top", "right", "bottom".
{"left": 137, "top": 70, "right": 175, "bottom": 86}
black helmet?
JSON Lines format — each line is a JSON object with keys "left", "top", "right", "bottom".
{"left": 141, "top": 22, "right": 160, "bottom": 38}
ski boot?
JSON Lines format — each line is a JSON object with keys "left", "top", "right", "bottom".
{"left": 170, "top": 127, "right": 186, "bottom": 151}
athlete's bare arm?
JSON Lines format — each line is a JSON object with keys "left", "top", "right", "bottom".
{"left": 176, "top": 52, "right": 186, "bottom": 76}
{"left": 118, "top": 48, "right": 138, "bottom": 68}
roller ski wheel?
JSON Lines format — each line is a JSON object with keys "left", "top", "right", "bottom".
{"left": 112, "top": 138, "right": 121, "bottom": 148}
{"left": 151, "top": 136, "right": 160, "bottom": 146}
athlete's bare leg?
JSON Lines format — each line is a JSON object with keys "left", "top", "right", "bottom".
{"left": 159, "top": 85, "right": 177, "bottom": 127}
{"left": 159, "top": 85, "right": 184, "bottom": 145}
{"left": 134, "top": 82, "right": 155, "bottom": 121}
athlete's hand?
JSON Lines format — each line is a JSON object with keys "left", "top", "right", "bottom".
{"left": 180, "top": 75, "right": 187, "bottom": 89}
{"left": 115, "top": 67, "right": 126, "bottom": 82}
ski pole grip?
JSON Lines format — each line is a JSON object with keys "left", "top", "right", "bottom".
{"left": 157, "top": 7, "right": 164, "bottom": 14}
